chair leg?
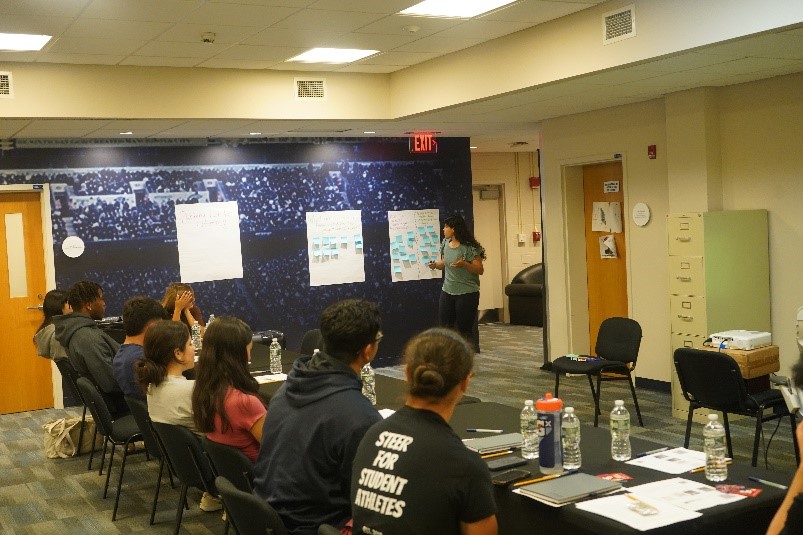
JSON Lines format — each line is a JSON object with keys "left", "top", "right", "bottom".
{"left": 150, "top": 457, "right": 165, "bottom": 525}
{"left": 792, "top": 415, "right": 801, "bottom": 466}
{"left": 103, "top": 443, "right": 116, "bottom": 499}
{"left": 99, "top": 437, "right": 109, "bottom": 476}
{"left": 112, "top": 441, "right": 133, "bottom": 521}
{"left": 87, "top": 426, "right": 99, "bottom": 471}
{"left": 752, "top": 409, "right": 764, "bottom": 467}
{"left": 722, "top": 413, "right": 734, "bottom": 460}
{"left": 590, "top": 374, "right": 602, "bottom": 427}
{"left": 76, "top": 405, "right": 87, "bottom": 456}
{"left": 554, "top": 372, "right": 560, "bottom": 398}
{"left": 174, "top": 483, "right": 188, "bottom": 535}
{"left": 684, "top": 403, "right": 694, "bottom": 448}
{"left": 627, "top": 372, "right": 644, "bottom": 427}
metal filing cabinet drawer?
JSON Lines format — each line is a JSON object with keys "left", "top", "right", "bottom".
{"left": 668, "top": 213, "right": 704, "bottom": 257}
{"left": 668, "top": 256, "right": 705, "bottom": 296}
{"left": 670, "top": 295, "right": 707, "bottom": 336}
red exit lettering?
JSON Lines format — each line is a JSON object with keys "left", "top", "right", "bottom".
{"left": 409, "top": 135, "right": 438, "bottom": 153}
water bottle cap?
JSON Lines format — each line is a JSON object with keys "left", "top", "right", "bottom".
{"left": 564, "top": 407, "right": 574, "bottom": 414}
{"left": 615, "top": 399, "right": 624, "bottom": 406}
{"left": 272, "top": 337, "right": 278, "bottom": 341}
{"left": 708, "top": 413, "right": 718, "bottom": 421}
{"left": 536, "top": 392, "right": 563, "bottom": 410}
{"left": 524, "top": 399, "right": 534, "bottom": 407}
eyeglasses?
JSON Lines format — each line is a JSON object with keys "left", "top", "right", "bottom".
{"left": 375, "top": 332, "right": 384, "bottom": 343}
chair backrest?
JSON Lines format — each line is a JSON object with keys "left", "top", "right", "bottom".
{"left": 124, "top": 396, "right": 162, "bottom": 460}
{"left": 215, "top": 476, "right": 288, "bottom": 535}
{"left": 594, "top": 317, "right": 642, "bottom": 364}
{"left": 201, "top": 436, "right": 254, "bottom": 492}
{"left": 511, "top": 263, "right": 544, "bottom": 285}
{"left": 76, "top": 376, "right": 114, "bottom": 437}
{"left": 318, "top": 525, "right": 341, "bottom": 535}
{"left": 299, "top": 328, "right": 324, "bottom": 355}
{"left": 151, "top": 422, "right": 216, "bottom": 494}
{"left": 673, "top": 347, "right": 750, "bottom": 413}
{"left": 55, "top": 358, "right": 87, "bottom": 405}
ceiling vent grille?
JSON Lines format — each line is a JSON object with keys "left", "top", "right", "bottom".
{"left": 603, "top": 5, "right": 636, "bottom": 45}
{"left": 0, "top": 72, "right": 12, "bottom": 98}
{"left": 295, "top": 78, "right": 327, "bottom": 100}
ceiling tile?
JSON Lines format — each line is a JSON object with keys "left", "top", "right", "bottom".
{"left": 479, "top": 0, "right": 591, "bottom": 23}
{"left": 0, "top": 51, "right": 41, "bottom": 62}
{"left": 433, "top": 19, "right": 533, "bottom": 41}
{"left": 156, "top": 119, "right": 256, "bottom": 137}
{"left": 321, "top": 32, "right": 417, "bottom": 50}
{"left": 198, "top": 58, "right": 282, "bottom": 69}
{"left": 354, "top": 14, "right": 458, "bottom": 36}
{"left": 183, "top": 3, "right": 300, "bottom": 27}
{"left": 133, "top": 41, "right": 229, "bottom": 59}
{"left": 0, "top": 0, "right": 92, "bottom": 17}
{"left": 394, "top": 35, "right": 485, "bottom": 54}
{"left": 357, "top": 50, "right": 440, "bottom": 66}
{"left": 337, "top": 64, "right": 403, "bottom": 73}
{"left": 308, "top": 0, "right": 412, "bottom": 13}
{"left": 46, "top": 37, "right": 147, "bottom": 56}
{"left": 210, "top": 0, "right": 317, "bottom": 6}
{"left": 0, "top": 14, "right": 75, "bottom": 35}
{"left": 81, "top": 0, "right": 204, "bottom": 22}
{"left": 267, "top": 61, "right": 343, "bottom": 71}
{"left": 243, "top": 27, "right": 343, "bottom": 48}
{"left": 119, "top": 56, "right": 202, "bottom": 67}
{"left": 157, "top": 24, "right": 262, "bottom": 45}
{"left": 210, "top": 45, "right": 305, "bottom": 62}
{"left": 697, "top": 30, "right": 803, "bottom": 61}
{"left": 63, "top": 19, "right": 172, "bottom": 41}
{"left": 34, "top": 52, "right": 126, "bottom": 65}
{"left": 0, "top": 120, "right": 32, "bottom": 138}
{"left": 14, "top": 119, "right": 113, "bottom": 136}
{"left": 275, "top": 9, "right": 387, "bottom": 32}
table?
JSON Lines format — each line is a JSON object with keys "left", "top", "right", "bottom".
{"left": 449, "top": 402, "right": 791, "bottom": 535}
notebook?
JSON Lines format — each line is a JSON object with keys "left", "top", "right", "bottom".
{"left": 517, "top": 473, "right": 622, "bottom": 506}
{"left": 463, "top": 433, "right": 523, "bottom": 454}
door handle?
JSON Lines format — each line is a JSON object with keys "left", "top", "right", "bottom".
{"left": 27, "top": 304, "right": 43, "bottom": 310}
{"left": 677, "top": 314, "right": 694, "bottom": 320}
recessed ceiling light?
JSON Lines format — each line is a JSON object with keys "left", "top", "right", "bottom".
{"left": 0, "top": 32, "right": 52, "bottom": 51}
{"left": 399, "top": 0, "right": 517, "bottom": 18}
{"left": 119, "top": 131, "right": 133, "bottom": 135}
{"left": 249, "top": 132, "right": 262, "bottom": 136}
{"left": 287, "top": 48, "right": 379, "bottom": 64}
{"left": 364, "top": 131, "right": 376, "bottom": 134}
{"left": 470, "top": 146, "right": 478, "bottom": 149}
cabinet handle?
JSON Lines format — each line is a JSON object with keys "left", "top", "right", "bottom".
{"left": 676, "top": 276, "right": 692, "bottom": 281}
{"left": 677, "top": 314, "right": 694, "bottom": 320}
{"left": 675, "top": 236, "right": 691, "bottom": 242}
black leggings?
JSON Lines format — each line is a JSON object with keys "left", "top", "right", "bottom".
{"left": 438, "top": 291, "right": 479, "bottom": 349}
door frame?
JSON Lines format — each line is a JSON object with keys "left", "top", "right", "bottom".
{"left": 560, "top": 154, "right": 634, "bottom": 354}
{"left": 471, "top": 183, "right": 509, "bottom": 322}
{"left": 0, "top": 183, "right": 60, "bottom": 407}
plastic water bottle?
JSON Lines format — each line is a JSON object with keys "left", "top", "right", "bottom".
{"left": 207, "top": 314, "right": 215, "bottom": 326}
{"left": 610, "top": 399, "right": 632, "bottom": 461}
{"left": 269, "top": 337, "right": 282, "bottom": 374}
{"left": 704, "top": 414, "right": 728, "bottom": 482}
{"left": 191, "top": 322, "right": 202, "bottom": 352}
{"left": 536, "top": 393, "right": 563, "bottom": 474}
{"left": 562, "top": 407, "right": 582, "bottom": 470}
{"left": 520, "top": 399, "right": 538, "bottom": 460}
{"left": 361, "top": 363, "right": 376, "bottom": 405}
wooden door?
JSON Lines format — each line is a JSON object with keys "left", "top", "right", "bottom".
{"left": 472, "top": 187, "right": 504, "bottom": 314}
{"left": 0, "top": 192, "right": 53, "bottom": 414}
{"left": 583, "top": 162, "right": 628, "bottom": 352}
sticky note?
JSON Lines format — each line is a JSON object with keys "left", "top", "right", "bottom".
{"left": 394, "top": 266, "right": 402, "bottom": 273}
{"left": 409, "top": 255, "right": 417, "bottom": 263}
{"left": 313, "top": 237, "right": 322, "bottom": 246}
{"left": 427, "top": 225, "right": 435, "bottom": 233}
{"left": 418, "top": 226, "right": 425, "bottom": 234}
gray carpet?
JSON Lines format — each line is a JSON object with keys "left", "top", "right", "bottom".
{"left": 0, "top": 323, "right": 797, "bottom": 534}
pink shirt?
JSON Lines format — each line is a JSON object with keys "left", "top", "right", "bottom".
{"left": 206, "top": 387, "right": 266, "bottom": 462}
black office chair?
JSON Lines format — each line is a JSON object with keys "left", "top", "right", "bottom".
{"left": 300, "top": 328, "right": 324, "bottom": 356}
{"left": 201, "top": 436, "right": 255, "bottom": 492}
{"left": 673, "top": 347, "right": 799, "bottom": 467}
{"left": 151, "top": 422, "right": 218, "bottom": 535}
{"left": 215, "top": 476, "right": 288, "bottom": 535}
{"left": 55, "top": 358, "right": 99, "bottom": 468}
{"left": 125, "top": 397, "right": 177, "bottom": 525}
{"left": 75, "top": 377, "right": 143, "bottom": 521}
{"left": 318, "top": 525, "right": 341, "bottom": 535}
{"left": 552, "top": 317, "right": 644, "bottom": 427}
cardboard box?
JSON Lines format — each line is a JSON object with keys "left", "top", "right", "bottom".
{"left": 699, "top": 344, "right": 779, "bottom": 379}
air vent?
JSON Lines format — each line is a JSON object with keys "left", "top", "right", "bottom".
{"left": 295, "top": 78, "right": 326, "bottom": 100}
{"left": 603, "top": 5, "right": 636, "bottom": 45}
{"left": 0, "top": 72, "right": 12, "bottom": 98}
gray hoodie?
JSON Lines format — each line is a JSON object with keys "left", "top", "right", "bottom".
{"left": 33, "top": 323, "right": 68, "bottom": 360}
{"left": 54, "top": 312, "right": 121, "bottom": 394}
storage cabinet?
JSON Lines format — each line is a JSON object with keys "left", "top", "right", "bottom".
{"left": 668, "top": 210, "right": 771, "bottom": 419}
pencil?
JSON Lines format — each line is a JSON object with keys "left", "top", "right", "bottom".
{"left": 481, "top": 450, "right": 514, "bottom": 459}
{"left": 514, "top": 470, "right": 577, "bottom": 487}
{"left": 689, "top": 461, "right": 732, "bottom": 473}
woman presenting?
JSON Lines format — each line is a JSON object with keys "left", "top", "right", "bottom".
{"left": 427, "top": 214, "right": 485, "bottom": 349}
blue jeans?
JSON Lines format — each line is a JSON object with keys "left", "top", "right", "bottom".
{"left": 438, "top": 291, "right": 480, "bottom": 350}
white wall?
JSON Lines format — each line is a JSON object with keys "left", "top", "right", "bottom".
{"left": 539, "top": 72, "right": 803, "bottom": 382}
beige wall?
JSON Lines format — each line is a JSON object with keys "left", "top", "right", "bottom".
{"left": 471, "top": 152, "right": 543, "bottom": 321}
{"left": 538, "top": 72, "right": 803, "bottom": 382}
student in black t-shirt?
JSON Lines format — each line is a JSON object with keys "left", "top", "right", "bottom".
{"left": 351, "top": 328, "right": 498, "bottom": 535}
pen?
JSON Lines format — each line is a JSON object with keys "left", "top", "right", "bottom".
{"left": 481, "top": 450, "right": 513, "bottom": 459}
{"left": 626, "top": 494, "right": 659, "bottom": 514}
{"left": 689, "top": 461, "right": 731, "bottom": 473}
{"left": 466, "top": 428, "right": 504, "bottom": 433}
{"left": 514, "top": 469, "right": 578, "bottom": 487}
{"left": 636, "top": 447, "right": 669, "bottom": 458}
{"left": 748, "top": 476, "right": 788, "bottom": 490}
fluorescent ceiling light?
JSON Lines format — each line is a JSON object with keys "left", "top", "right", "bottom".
{"left": 249, "top": 132, "right": 262, "bottom": 136}
{"left": 399, "top": 0, "right": 517, "bottom": 18}
{"left": 287, "top": 48, "right": 379, "bottom": 64}
{"left": 364, "top": 131, "right": 376, "bottom": 134}
{"left": 119, "top": 131, "right": 133, "bottom": 135}
{"left": 0, "top": 32, "right": 51, "bottom": 51}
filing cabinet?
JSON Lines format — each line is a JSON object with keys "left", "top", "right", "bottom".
{"left": 668, "top": 210, "right": 771, "bottom": 420}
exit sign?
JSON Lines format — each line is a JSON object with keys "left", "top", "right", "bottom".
{"left": 409, "top": 134, "right": 438, "bottom": 154}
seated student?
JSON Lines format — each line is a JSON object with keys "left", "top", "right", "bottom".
{"left": 54, "top": 280, "right": 126, "bottom": 417}
{"left": 192, "top": 316, "right": 266, "bottom": 463}
{"left": 253, "top": 299, "right": 383, "bottom": 535}
{"left": 351, "top": 328, "right": 498, "bottom": 535}
{"left": 112, "top": 296, "right": 168, "bottom": 401}
{"left": 767, "top": 354, "right": 803, "bottom": 535}
{"left": 134, "top": 319, "right": 221, "bottom": 512}
{"left": 33, "top": 289, "right": 71, "bottom": 360}
{"left": 162, "top": 282, "right": 205, "bottom": 332}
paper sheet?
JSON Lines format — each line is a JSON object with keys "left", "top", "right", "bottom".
{"left": 575, "top": 493, "right": 702, "bottom": 531}
{"left": 625, "top": 447, "right": 706, "bottom": 474}
{"left": 387, "top": 209, "right": 441, "bottom": 282}
{"left": 176, "top": 201, "right": 244, "bottom": 283}
{"left": 591, "top": 202, "right": 622, "bottom": 233}
{"left": 626, "top": 477, "right": 746, "bottom": 511}
{"left": 306, "top": 210, "right": 365, "bottom": 286}
{"left": 253, "top": 373, "right": 288, "bottom": 384}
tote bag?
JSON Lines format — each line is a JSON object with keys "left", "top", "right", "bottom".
{"left": 43, "top": 416, "right": 101, "bottom": 458}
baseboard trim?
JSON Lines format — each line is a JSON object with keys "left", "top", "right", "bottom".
{"left": 636, "top": 377, "right": 670, "bottom": 393}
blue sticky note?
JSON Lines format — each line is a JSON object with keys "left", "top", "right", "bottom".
{"left": 395, "top": 235, "right": 402, "bottom": 243}
{"left": 420, "top": 245, "right": 427, "bottom": 251}
{"left": 391, "top": 252, "right": 399, "bottom": 260}
{"left": 423, "top": 235, "right": 431, "bottom": 244}
{"left": 391, "top": 242, "right": 399, "bottom": 251}
{"left": 323, "top": 249, "right": 330, "bottom": 258}
{"left": 398, "top": 244, "right": 406, "bottom": 252}
{"left": 409, "top": 254, "right": 417, "bottom": 263}
{"left": 427, "top": 225, "right": 435, "bottom": 233}
{"left": 341, "top": 236, "right": 348, "bottom": 245}
{"left": 430, "top": 245, "right": 438, "bottom": 253}
{"left": 407, "top": 231, "right": 414, "bottom": 239}
{"left": 331, "top": 249, "right": 338, "bottom": 257}
{"left": 355, "top": 235, "right": 363, "bottom": 245}
{"left": 322, "top": 237, "right": 330, "bottom": 245}
{"left": 422, "top": 254, "right": 430, "bottom": 262}
{"left": 313, "top": 250, "right": 321, "bottom": 257}
{"left": 400, "top": 254, "right": 409, "bottom": 261}
{"left": 394, "top": 266, "right": 402, "bottom": 274}
{"left": 313, "top": 237, "right": 321, "bottom": 246}
{"left": 418, "top": 226, "right": 425, "bottom": 234}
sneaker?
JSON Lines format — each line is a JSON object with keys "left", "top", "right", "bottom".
{"left": 200, "top": 492, "right": 223, "bottom": 512}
